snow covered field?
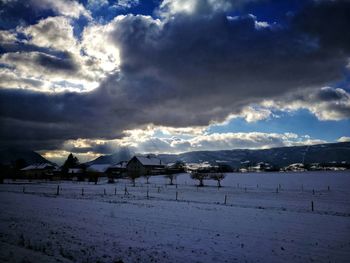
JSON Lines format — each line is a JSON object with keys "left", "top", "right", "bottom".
{"left": 0, "top": 171, "right": 350, "bottom": 262}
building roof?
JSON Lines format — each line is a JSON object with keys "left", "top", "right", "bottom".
{"left": 133, "top": 156, "right": 163, "bottom": 166}
{"left": 21, "top": 163, "right": 56, "bottom": 171}
{"left": 110, "top": 161, "right": 128, "bottom": 169}
{"left": 86, "top": 164, "right": 110, "bottom": 173}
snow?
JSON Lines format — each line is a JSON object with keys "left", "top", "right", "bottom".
{"left": 21, "top": 163, "right": 55, "bottom": 171}
{"left": 0, "top": 171, "right": 350, "bottom": 262}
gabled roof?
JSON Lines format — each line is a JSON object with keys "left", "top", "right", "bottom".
{"left": 21, "top": 163, "right": 55, "bottom": 171}
{"left": 86, "top": 164, "right": 110, "bottom": 173}
{"left": 132, "top": 156, "right": 163, "bottom": 166}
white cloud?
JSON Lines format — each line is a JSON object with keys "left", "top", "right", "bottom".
{"left": 0, "top": 30, "right": 17, "bottom": 43}
{"left": 21, "top": 16, "right": 78, "bottom": 52}
{"left": 87, "top": 0, "right": 109, "bottom": 10}
{"left": 159, "top": 0, "right": 251, "bottom": 17}
{"left": 81, "top": 19, "right": 121, "bottom": 72}
{"left": 262, "top": 87, "right": 350, "bottom": 121}
{"left": 31, "top": 0, "right": 92, "bottom": 19}
{"left": 114, "top": 0, "right": 140, "bottom": 9}
{"left": 338, "top": 136, "right": 350, "bottom": 142}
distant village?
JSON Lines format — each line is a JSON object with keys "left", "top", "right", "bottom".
{"left": 0, "top": 152, "right": 348, "bottom": 184}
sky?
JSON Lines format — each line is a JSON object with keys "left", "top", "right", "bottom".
{"left": 0, "top": 0, "right": 350, "bottom": 164}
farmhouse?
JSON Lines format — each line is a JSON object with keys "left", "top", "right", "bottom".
{"left": 21, "top": 163, "right": 57, "bottom": 178}
{"left": 127, "top": 155, "right": 165, "bottom": 175}
{"left": 106, "top": 161, "right": 128, "bottom": 178}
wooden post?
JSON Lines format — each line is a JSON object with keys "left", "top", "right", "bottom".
{"left": 237, "top": 183, "right": 239, "bottom": 189}
{"left": 56, "top": 185, "right": 60, "bottom": 195}
{"left": 82, "top": 188, "right": 84, "bottom": 196}
{"left": 276, "top": 187, "right": 279, "bottom": 194}
{"left": 224, "top": 195, "right": 227, "bottom": 205}
{"left": 147, "top": 190, "right": 149, "bottom": 199}
{"left": 124, "top": 186, "right": 128, "bottom": 196}
{"left": 257, "top": 184, "right": 259, "bottom": 189}
{"left": 176, "top": 191, "right": 178, "bottom": 201}
{"left": 23, "top": 186, "right": 25, "bottom": 193}
{"left": 244, "top": 187, "right": 247, "bottom": 193}
{"left": 114, "top": 187, "right": 117, "bottom": 195}
{"left": 311, "top": 201, "right": 314, "bottom": 211}
{"left": 157, "top": 187, "right": 160, "bottom": 193}
{"left": 104, "top": 188, "right": 106, "bottom": 195}
{"left": 327, "top": 185, "right": 330, "bottom": 191}
{"left": 176, "top": 184, "right": 178, "bottom": 189}
{"left": 312, "top": 189, "right": 315, "bottom": 195}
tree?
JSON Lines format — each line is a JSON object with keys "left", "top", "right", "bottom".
{"left": 165, "top": 174, "right": 177, "bottom": 185}
{"left": 210, "top": 173, "right": 225, "bottom": 188}
{"left": 191, "top": 172, "right": 208, "bottom": 187}
{"left": 128, "top": 171, "right": 140, "bottom": 187}
{"left": 144, "top": 174, "right": 151, "bottom": 184}
{"left": 62, "top": 153, "right": 79, "bottom": 175}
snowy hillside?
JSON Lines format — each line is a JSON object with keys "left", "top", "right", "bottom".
{"left": 0, "top": 171, "right": 349, "bottom": 262}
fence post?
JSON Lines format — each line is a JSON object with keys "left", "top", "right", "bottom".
{"left": 311, "top": 201, "right": 314, "bottom": 211}
{"left": 244, "top": 187, "right": 247, "bottom": 193}
{"left": 82, "top": 188, "right": 84, "bottom": 196}
{"left": 176, "top": 191, "right": 178, "bottom": 201}
{"left": 312, "top": 189, "right": 315, "bottom": 195}
{"left": 124, "top": 186, "right": 128, "bottom": 196}
{"left": 56, "top": 185, "right": 60, "bottom": 195}
{"left": 224, "top": 195, "right": 227, "bottom": 205}
{"left": 115, "top": 187, "right": 117, "bottom": 195}
{"left": 147, "top": 190, "right": 149, "bottom": 199}
{"left": 23, "top": 186, "right": 25, "bottom": 193}
{"left": 276, "top": 187, "right": 279, "bottom": 194}
{"left": 104, "top": 188, "right": 106, "bottom": 195}
{"left": 327, "top": 185, "right": 330, "bottom": 191}
{"left": 257, "top": 184, "right": 259, "bottom": 189}
{"left": 158, "top": 187, "right": 160, "bottom": 193}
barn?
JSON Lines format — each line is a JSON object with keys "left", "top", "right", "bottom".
{"left": 126, "top": 156, "right": 165, "bottom": 175}
{"left": 21, "top": 163, "right": 57, "bottom": 179}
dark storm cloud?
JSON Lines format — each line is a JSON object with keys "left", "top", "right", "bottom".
{"left": 0, "top": 0, "right": 54, "bottom": 29}
{"left": 34, "top": 52, "right": 79, "bottom": 72}
{"left": 293, "top": 0, "right": 350, "bottom": 52}
{"left": 1, "top": 0, "right": 350, "bottom": 150}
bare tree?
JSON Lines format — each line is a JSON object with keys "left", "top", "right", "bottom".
{"left": 165, "top": 174, "right": 177, "bottom": 185}
{"left": 191, "top": 172, "right": 208, "bottom": 187}
{"left": 144, "top": 174, "right": 151, "bottom": 184}
{"left": 210, "top": 173, "right": 225, "bottom": 188}
{"left": 128, "top": 172, "right": 140, "bottom": 187}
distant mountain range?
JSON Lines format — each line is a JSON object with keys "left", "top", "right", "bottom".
{"left": 1, "top": 142, "right": 350, "bottom": 168}
{"left": 86, "top": 142, "right": 350, "bottom": 168}
{"left": 0, "top": 148, "right": 51, "bottom": 166}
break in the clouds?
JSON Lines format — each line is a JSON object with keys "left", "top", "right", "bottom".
{"left": 0, "top": 0, "right": 350, "bottom": 160}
